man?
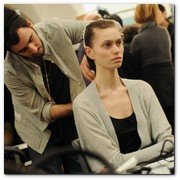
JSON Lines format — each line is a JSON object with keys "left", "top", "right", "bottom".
{"left": 4, "top": 6, "right": 87, "bottom": 173}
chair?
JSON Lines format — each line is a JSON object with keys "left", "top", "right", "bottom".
{"left": 32, "top": 144, "right": 115, "bottom": 174}
{"left": 4, "top": 143, "right": 45, "bottom": 174}
{"left": 4, "top": 160, "right": 46, "bottom": 174}
{"left": 4, "top": 143, "right": 32, "bottom": 166}
{"left": 72, "top": 139, "right": 91, "bottom": 174}
{"left": 72, "top": 139, "right": 116, "bottom": 174}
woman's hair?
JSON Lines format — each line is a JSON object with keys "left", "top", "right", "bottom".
{"left": 134, "top": 4, "right": 159, "bottom": 24}
{"left": 83, "top": 19, "right": 122, "bottom": 72}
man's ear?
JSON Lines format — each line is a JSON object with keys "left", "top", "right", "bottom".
{"left": 26, "top": 19, "right": 34, "bottom": 28}
{"left": 84, "top": 47, "right": 94, "bottom": 60}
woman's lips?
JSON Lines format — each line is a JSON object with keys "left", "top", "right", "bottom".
{"left": 112, "top": 57, "right": 122, "bottom": 62}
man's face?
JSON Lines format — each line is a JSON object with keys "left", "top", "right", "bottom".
{"left": 11, "top": 27, "right": 44, "bottom": 58}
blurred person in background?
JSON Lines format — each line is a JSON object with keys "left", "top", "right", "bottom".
{"left": 119, "top": 24, "right": 139, "bottom": 78}
{"left": 107, "top": 14, "right": 123, "bottom": 27}
{"left": 131, "top": 4, "right": 174, "bottom": 133}
{"left": 157, "top": 4, "right": 175, "bottom": 64}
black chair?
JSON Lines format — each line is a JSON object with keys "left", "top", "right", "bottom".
{"left": 4, "top": 143, "right": 31, "bottom": 166}
{"left": 72, "top": 139, "right": 92, "bottom": 174}
{"left": 4, "top": 143, "right": 46, "bottom": 174}
{"left": 32, "top": 145, "right": 115, "bottom": 174}
{"left": 4, "top": 160, "right": 46, "bottom": 174}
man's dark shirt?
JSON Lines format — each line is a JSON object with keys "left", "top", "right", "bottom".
{"left": 41, "top": 60, "right": 77, "bottom": 145}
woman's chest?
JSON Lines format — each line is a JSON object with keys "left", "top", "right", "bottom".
{"left": 101, "top": 92, "right": 133, "bottom": 118}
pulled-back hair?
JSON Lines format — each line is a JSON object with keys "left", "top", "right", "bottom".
{"left": 83, "top": 19, "right": 122, "bottom": 72}
{"left": 134, "top": 4, "right": 159, "bottom": 24}
{"left": 4, "top": 7, "right": 28, "bottom": 51}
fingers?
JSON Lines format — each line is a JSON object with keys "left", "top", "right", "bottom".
{"left": 80, "top": 57, "right": 95, "bottom": 82}
{"left": 86, "top": 70, "right": 95, "bottom": 82}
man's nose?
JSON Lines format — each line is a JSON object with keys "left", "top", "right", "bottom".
{"left": 28, "top": 43, "right": 38, "bottom": 54}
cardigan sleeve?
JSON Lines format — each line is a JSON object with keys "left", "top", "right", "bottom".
{"left": 122, "top": 82, "right": 174, "bottom": 164}
{"left": 143, "top": 82, "right": 174, "bottom": 143}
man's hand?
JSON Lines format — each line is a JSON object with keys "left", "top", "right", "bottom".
{"left": 80, "top": 56, "right": 95, "bottom": 82}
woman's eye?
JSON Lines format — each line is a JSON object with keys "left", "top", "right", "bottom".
{"left": 104, "top": 43, "right": 111, "bottom": 48}
{"left": 117, "top": 40, "right": 122, "bottom": 46}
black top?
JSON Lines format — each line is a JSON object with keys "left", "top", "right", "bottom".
{"left": 110, "top": 112, "right": 141, "bottom": 154}
{"left": 41, "top": 60, "right": 77, "bottom": 145}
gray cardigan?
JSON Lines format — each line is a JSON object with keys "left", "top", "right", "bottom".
{"left": 73, "top": 79, "right": 174, "bottom": 173}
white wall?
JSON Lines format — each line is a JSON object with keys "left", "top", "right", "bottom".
{"left": 5, "top": 4, "right": 174, "bottom": 25}
{"left": 5, "top": 4, "right": 85, "bottom": 23}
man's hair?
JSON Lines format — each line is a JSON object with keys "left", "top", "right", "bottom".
{"left": 134, "top": 4, "right": 159, "bottom": 24}
{"left": 4, "top": 7, "right": 28, "bottom": 51}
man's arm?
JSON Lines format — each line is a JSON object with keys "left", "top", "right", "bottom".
{"left": 50, "top": 103, "right": 72, "bottom": 119}
{"left": 5, "top": 69, "right": 73, "bottom": 123}
{"left": 57, "top": 20, "right": 89, "bottom": 45}
{"left": 46, "top": 19, "right": 95, "bottom": 82}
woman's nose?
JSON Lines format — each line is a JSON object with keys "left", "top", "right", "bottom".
{"left": 113, "top": 45, "right": 120, "bottom": 55}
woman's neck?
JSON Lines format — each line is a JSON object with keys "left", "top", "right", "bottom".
{"left": 94, "top": 68, "right": 123, "bottom": 92}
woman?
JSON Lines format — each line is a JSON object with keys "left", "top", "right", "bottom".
{"left": 131, "top": 4, "right": 174, "bottom": 133}
{"left": 73, "top": 19, "right": 174, "bottom": 173}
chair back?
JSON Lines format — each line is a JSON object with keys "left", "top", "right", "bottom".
{"left": 72, "top": 139, "right": 92, "bottom": 174}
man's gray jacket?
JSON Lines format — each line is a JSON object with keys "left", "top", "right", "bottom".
{"left": 4, "top": 19, "right": 87, "bottom": 153}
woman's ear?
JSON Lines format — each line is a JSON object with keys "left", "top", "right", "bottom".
{"left": 84, "top": 47, "right": 94, "bottom": 60}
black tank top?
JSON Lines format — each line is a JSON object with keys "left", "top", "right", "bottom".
{"left": 110, "top": 112, "right": 141, "bottom": 154}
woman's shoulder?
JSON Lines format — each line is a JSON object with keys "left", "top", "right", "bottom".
{"left": 73, "top": 81, "right": 97, "bottom": 105}
{"left": 122, "top": 78, "right": 152, "bottom": 92}
{"left": 123, "top": 78, "right": 148, "bottom": 85}
{"left": 123, "top": 79, "right": 154, "bottom": 103}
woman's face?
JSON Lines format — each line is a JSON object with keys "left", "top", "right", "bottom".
{"left": 156, "top": 9, "right": 166, "bottom": 25}
{"left": 85, "top": 27, "right": 124, "bottom": 70}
